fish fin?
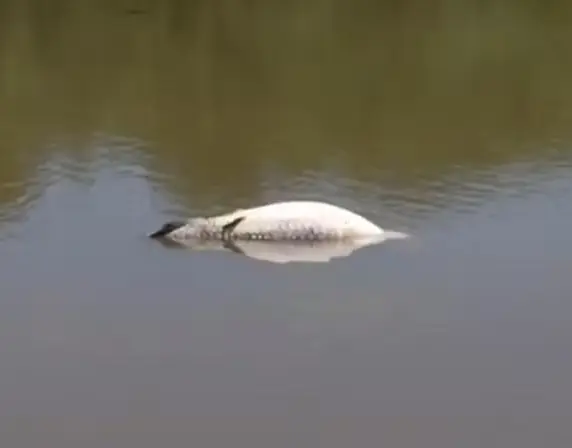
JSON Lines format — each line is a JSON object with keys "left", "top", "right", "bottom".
{"left": 221, "top": 216, "right": 246, "bottom": 239}
{"left": 148, "top": 221, "right": 186, "bottom": 239}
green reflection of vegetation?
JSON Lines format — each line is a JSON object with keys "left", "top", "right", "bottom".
{"left": 1, "top": 0, "right": 572, "bottom": 211}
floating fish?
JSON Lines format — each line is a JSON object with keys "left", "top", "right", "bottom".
{"left": 150, "top": 201, "right": 395, "bottom": 242}
{"left": 149, "top": 201, "right": 409, "bottom": 263}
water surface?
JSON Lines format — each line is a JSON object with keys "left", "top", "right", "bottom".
{"left": 1, "top": 2, "right": 572, "bottom": 447}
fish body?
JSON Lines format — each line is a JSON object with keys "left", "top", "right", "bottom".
{"left": 150, "top": 201, "right": 384, "bottom": 242}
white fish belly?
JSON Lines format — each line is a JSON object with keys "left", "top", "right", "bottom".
{"left": 168, "top": 201, "right": 384, "bottom": 242}
{"left": 228, "top": 204, "right": 383, "bottom": 240}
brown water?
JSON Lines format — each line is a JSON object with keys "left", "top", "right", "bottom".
{"left": 1, "top": 2, "right": 572, "bottom": 447}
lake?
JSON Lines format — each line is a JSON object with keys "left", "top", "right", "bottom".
{"left": 1, "top": 2, "right": 571, "bottom": 447}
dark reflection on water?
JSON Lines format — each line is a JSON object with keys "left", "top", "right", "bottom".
{"left": 1, "top": 2, "right": 572, "bottom": 447}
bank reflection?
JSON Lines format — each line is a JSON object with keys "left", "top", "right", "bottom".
{"left": 1, "top": 1, "right": 572, "bottom": 224}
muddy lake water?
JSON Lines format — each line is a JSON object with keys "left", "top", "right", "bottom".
{"left": 1, "top": 2, "right": 572, "bottom": 447}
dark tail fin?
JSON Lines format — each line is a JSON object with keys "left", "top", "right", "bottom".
{"left": 149, "top": 221, "right": 186, "bottom": 238}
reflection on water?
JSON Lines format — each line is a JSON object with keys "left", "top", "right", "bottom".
{"left": 2, "top": 0, "right": 572, "bottom": 211}
{"left": 156, "top": 234, "right": 407, "bottom": 264}
{"left": 1, "top": 1, "right": 572, "bottom": 447}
